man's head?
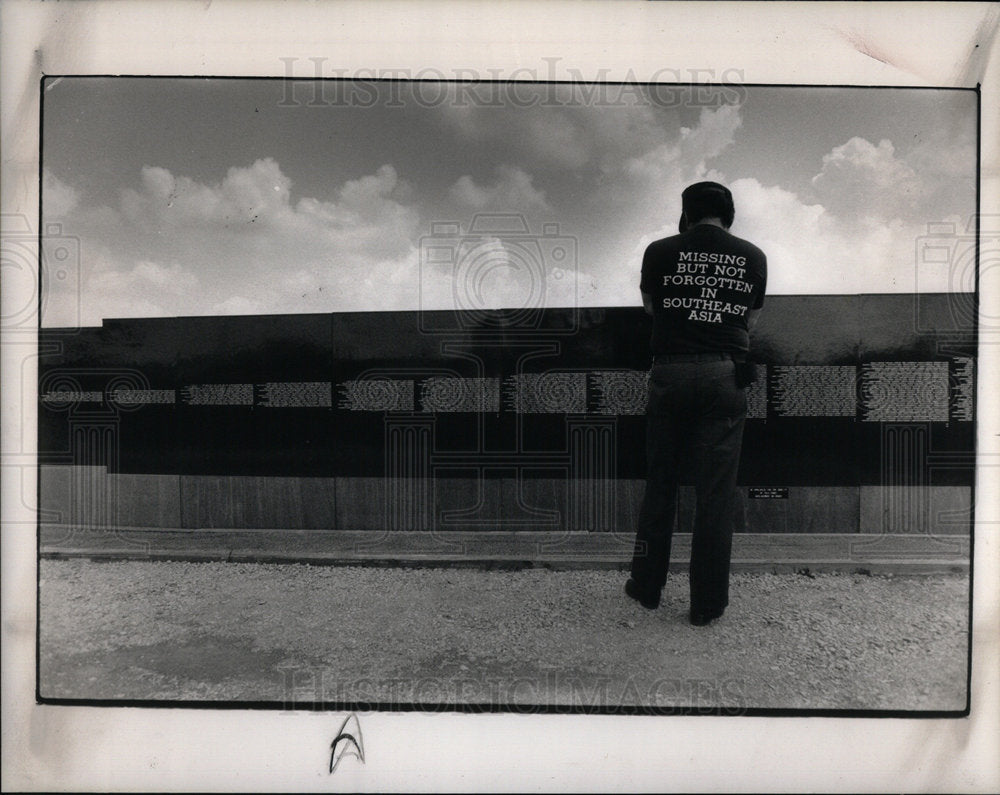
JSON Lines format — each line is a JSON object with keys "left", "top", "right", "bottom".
{"left": 680, "top": 181, "right": 735, "bottom": 229}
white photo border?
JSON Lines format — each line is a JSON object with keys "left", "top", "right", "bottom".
{"left": 3, "top": 1, "right": 998, "bottom": 791}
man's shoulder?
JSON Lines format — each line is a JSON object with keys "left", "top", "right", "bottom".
{"left": 645, "top": 234, "right": 684, "bottom": 254}
{"left": 649, "top": 230, "right": 764, "bottom": 254}
{"left": 734, "top": 235, "right": 766, "bottom": 260}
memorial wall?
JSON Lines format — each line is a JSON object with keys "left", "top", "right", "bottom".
{"left": 38, "top": 294, "right": 976, "bottom": 534}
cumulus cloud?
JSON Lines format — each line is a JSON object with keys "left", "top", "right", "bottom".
{"left": 586, "top": 105, "right": 745, "bottom": 284}
{"left": 438, "top": 85, "right": 675, "bottom": 173}
{"left": 454, "top": 236, "right": 543, "bottom": 311}
{"left": 41, "top": 101, "right": 976, "bottom": 327}
{"left": 604, "top": 116, "right": 972, "bottom": 300}
{"left": 417, "top": 234, "right": 597, "bottom": 312}
{"left": 747, "top": 131, "right": 975, "bottom": 294}
{"left": 519, "top": 113, "right": 592, "bottom": 170}
{"left": 42, "top": 159, "right": 423, "bottom": 326}
{"left": 730, "top": 138, "right": 970, "bottom": 296}
{"left": 42, "top": 170, "right": 80, "bottom": 218}
{"left": 129, "top": 260, "right": 199, "bottom": 292}
{"left": 810, "top": 137, "right": 924, "bottom": 223}
{"left": 679, "top": 104, "right": 745, "bottom": 172}
{"left": 210, "top": 295, "right": 264, "bottom": 316}
{"left": 619, "top": 105, "right": 742, "bottom": 190}
{"left": 449, "top": 166, "right": 551, "bottom": 213}
{"left": 120, "top": 159, "right": 289, "bottom": 228}
{"left": 86, "top": 260, "right": 199, "bottom": 316}
{"left": 431, "top": 101, "right": 749, "bottom": 309}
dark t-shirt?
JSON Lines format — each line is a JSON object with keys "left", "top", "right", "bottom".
{"left": 640, "top": 224, "right": 767, "bottom": 356}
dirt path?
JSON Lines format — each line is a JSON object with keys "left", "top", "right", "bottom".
{"left": 38, "top": 560, "right": 969, "bottom": 712}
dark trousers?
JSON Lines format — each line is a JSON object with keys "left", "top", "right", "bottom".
{"left": 630, "top": 358, "right": 747, "bottom": 613}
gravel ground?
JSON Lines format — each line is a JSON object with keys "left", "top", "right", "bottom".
{"left": 38, "top": 560, "right": 969, "bottom": 712}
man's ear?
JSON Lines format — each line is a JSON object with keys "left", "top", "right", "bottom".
{"left": 678, "top": 212, "right": 688, "bottom": 233}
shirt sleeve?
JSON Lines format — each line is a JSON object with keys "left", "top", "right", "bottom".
{"left": 639, "top": 244, "right": 656, "bottom": 295}
{"left": 752, "top": 254, "right": 767, "bottom": 309}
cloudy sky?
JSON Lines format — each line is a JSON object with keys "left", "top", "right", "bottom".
{"left": 40, "top": 78, "right": 977, "bottom": 327}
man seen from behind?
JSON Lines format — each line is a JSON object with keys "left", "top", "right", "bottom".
{"left": 626, "top": 181, "right": 767, "bottom": 626}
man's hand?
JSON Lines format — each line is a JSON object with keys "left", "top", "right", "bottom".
{"left": 747, "top": 308, "right": 762, "bottom": 330}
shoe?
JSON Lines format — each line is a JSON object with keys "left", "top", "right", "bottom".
{"left": 689, "top": 607, "right": 724, "bottom": 626}
{"left": 625, "top": 578, "right": 660, "bottom": 610}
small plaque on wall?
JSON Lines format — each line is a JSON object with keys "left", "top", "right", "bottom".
{"left": 749, "top": 487, "right": 789, "bottom": 499}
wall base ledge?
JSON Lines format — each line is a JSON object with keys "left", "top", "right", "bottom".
{"left": 39, "top": 526, "right": 969, "bottom": 574}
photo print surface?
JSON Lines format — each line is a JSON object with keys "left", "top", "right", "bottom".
{"left": 37, "top": 78, "right": 977, "bottom": 713}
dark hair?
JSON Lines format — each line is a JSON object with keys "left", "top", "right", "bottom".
{"left": 681, "top": 181, "right": 735, "bottom": 228}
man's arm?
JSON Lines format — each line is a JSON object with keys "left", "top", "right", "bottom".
{"left": 642, "top": 292, "right": 655, "bottom": 316}
{"left": 748, "top": 254, "right": 766, "bottom": 332}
